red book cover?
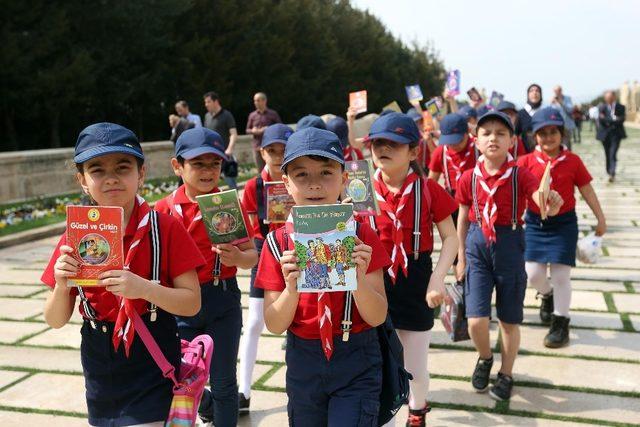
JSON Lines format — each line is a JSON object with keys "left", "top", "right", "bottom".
{"left": 66, "top": 206, "right": 124, "bottom": 287}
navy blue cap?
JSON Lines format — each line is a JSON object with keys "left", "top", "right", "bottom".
{"left": 379, "top": 109, "right": 396, "bottom": 116}
{"left": 531, "top": 107, "right": 565, "bottom": 133}
{"left": 74, "top": 123, "right": 143, "bottom": 164}
{"left": 281, "top": 128, "right": 344, "bottom": 171}
{"left": 497, "top": 100, "right": 517, "bottom": 112}
{"left": 458, "top": 105, "right": 477, "bottom": 120}
{"left": 262, "top": 123, "right": 294, "bottom": 148}
{"left": 406, "top": 108, "right": 422, "bottom": 122}
{"left": 326, "top": 117, "right": 349, "bottom": 149}
{"left": 175, "top": 127, "right": 228, "bottom": 160}
{"left": 367, "top": 112, "right": 420, "bottom": 145}
{"left": 296, "top": 114, "right": 326, "bottom": 130}
{"left": 477, "top": 110, "right": 515, "bottom": 133}
{"left": 476, "top": 105, "right": 493, "bottom": 117}
{"left": 439, "top": 114, "right": 469, "bottom": 145}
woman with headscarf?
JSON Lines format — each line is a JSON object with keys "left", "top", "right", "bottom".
{"left": 518, "top": 84, "right": 543, "bottom": 151}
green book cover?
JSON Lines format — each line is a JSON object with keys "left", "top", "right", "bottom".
{"left": 291, "top": 204, "right": 357, "bottom": 292}
{"left": 343, "top": 159, "right": 380, "bottom": 216}
{"left": 196, "top": 189, "right": 249, "bottom": 244}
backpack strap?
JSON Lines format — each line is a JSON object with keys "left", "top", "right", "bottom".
{"left": 511, "top": 166, "right": 518, "bottom": 230}
{"left": 412, "top": 177, "right": 422, "bottom": 261}
{"left": 148, "top": 210, "right": 161, "bottom": 321}
{"left": 471, "top": 172, "right": 482, "bottom": 227}
{"left": 341, "top": 222, "right": 360, "bottom": 342}
{"left": 256, "top": 177, "right": 270, "bottom": 237}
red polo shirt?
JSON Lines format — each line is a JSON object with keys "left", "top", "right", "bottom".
{"left": 517, "top": 149, "right": 592, "bottom": 216}
{"left": 155, "top": 185, "right": 254, "bottom": 283}
{"left": 242, "top": 169, "right": 282, "bottom": 240}
{"left": 373, "top": 177, "right": 457, "bottom": 255}
{"left": 41, "top": 202, "right": 204, "bottom": 322}
{"left": 456, "top": 162, "right": 539, "bottom": 225}
{"left": 254, "top": 222, "right": 390, "bottom": 339}
{"left": 428, "top": 141, "right": 476, "bottom": 192}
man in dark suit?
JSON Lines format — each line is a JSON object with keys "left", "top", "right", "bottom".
{"left": 597, "top": 91, "right": 627, "bottom": 182}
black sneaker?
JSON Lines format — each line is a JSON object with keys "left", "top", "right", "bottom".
{"left": 536, "top": 291, "right": 554, "bottom": 325}
{"left": 489, "top": 372, "right": 514, "bottom": 401}
{"left": 238, "top": 392, "right": 250, "bottom": 415}
{"left": 198, "top": 387, "right": 214, "bottom": 423}
{"left": 544, "top": 315, "right": 570, "bottom": 348}
{"left": 471, "top": 356, "right": 493, "bottom": 392}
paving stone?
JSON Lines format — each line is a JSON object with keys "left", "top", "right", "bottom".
{"left": 23, "top": 323, "right": 81, "bottom": 349}
{"left": 570, "top": 280, "right": 626, "bottom": 293}
{"left": 0, "top": 284, "right": 42, "bottom": 298}
{"left": 630, "top": 315, "right": 640, "bottom": 331}
{"left": 0, "top": 370, "right": 28, "bottom": 390}
{"left": 605, "top": 246, "right": 640, "bottom": 257}
{"left": 0, "top": 372, "right": 86, "bottom": 413}
{"left": 236, "top": 389, "right": 288, "bottom": 427}
{"left": 0, "top": 344, "right": 82, "bottom": 373}
{"left": 239, "top": 362, "right": 272, "bottom": 390}
{"left": 256, "top": 336, "right": 286, "bottom": 363}
{"left": 522, "top": 308, "right": 623, "bottom": 329}
{"left": 263, "top": 365, "right": 285, "bottom": 389}
{"left": 523, "top": 288, "right": 608, "bottom": 312}
{"left": 431, "top": 320, "right": 498, "bottom": 350}
{"left": 511, "top": 385, "right": 640, "bottom": 424}
{"left": 518, "top": 324, "right": 640, "bottom": 360}
{"left": 572, "top": 267, "right": 640, "bottom": 282}
{"left": 0, "top": 297, "right": 43, "bottom": 320}
{"left": 0, "top": 411, "right": 86, "bottom": 426}
{"left": 0, "top": 267, "right": 43, "bottom": 285}
{"left": 612, "top": 293, "right": 640, "bottom": 313}
{"left": 395, "top": 407, "right": 593, "bottom": 426}
{"left": 0, "top": 320, "right": 48, "bottom": 344}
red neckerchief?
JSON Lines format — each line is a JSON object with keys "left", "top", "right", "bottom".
{"left": 343, "top": 146, "right": 362, "bottom": 161}
{"left": 165, "top": 185, "right": 205, "bottom": 233}
{"left": 443, "top": 140, "right": 473, "bottom": 191}
{"left": 113, "top": 195, "right": 153, "bottom": 356}
{"left": 373, "top": 168, "right": 419, "bottom": 282}
{"left": 534, "top": 145, "right": 567, "bottom": 170}
{"left": 473, "top": 155, "right": 516, "bottom": 245}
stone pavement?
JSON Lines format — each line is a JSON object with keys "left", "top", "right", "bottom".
{"left": 0, "top": 129, "right": 639, "bottom": 426}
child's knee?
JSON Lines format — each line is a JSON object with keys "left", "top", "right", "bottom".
{"left": 498, "top": 321, "right": 519, "bottom": 333}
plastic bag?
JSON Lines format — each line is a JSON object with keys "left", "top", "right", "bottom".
{"left": 576, "top": 233, "right": 602, "bottom": 264}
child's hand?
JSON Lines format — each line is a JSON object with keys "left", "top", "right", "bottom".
{"left": 346, "top": 106, "right": 357, "bottom": 122}
{"left": 595, "top": 218, "right": 607, "bottom": 237}
{"left": 213, "top": 243, "right": 242, "bottom": 267}
{"left": 53, "top": 245, "right": 79, "bottom": 288}
{"left": 279, "top": 250, "right": 300, "bottom": 292}
{"left": 546, "top": 190, "right": 564, "bottom": 217}
{"left": 455, "top": 259, "right": 466, "bottom": 282}
{"left": 426, "top": 274, "right": 450, "bottom": 309}
{"left": 351, "top": 237, "right": 372, "bottom": 280}
{"left": 100, "top": 270, "right": 152, "bottom": 300}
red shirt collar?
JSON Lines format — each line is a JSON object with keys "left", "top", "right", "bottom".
{"left": 260, "top": 167, "right": 272, "bottom": 181}
{"left": 124, "top": 199, "right": 140, "bottom": 237}
{"left": 478, "top": 158, "right": 512, "bottom": 180}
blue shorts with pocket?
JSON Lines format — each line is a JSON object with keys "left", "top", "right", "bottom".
{"left": 464, "top": 223, "right": 527, "bottom": 324}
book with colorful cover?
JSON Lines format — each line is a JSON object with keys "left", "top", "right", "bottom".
{"left": 467, "top": 87, "right": 482, "bottom": 103}
{"left": 424, "top": 99, "right": 440, "bottom": 117}
{"left": 291, "top": 204, "right": 357, "bottom": 292}
{"left": 405, "top": 84, "right": 424, "bottom": 103}
{"left": 66, "top": 206, "right": 124, "bottom": 287}
{"left": 349, "top": 90, "right": 368, "bottom": 114}
{"left": 445, "top": 69, "right": 461, "bottom": 96}
{"left": 489, "top": 91, "right": 504, "bottom": 108}
{"left": 343, "top": 159, "right": 380, "bottom": 216}
{"left": 264, "top": 181, "right": 295, "bottom": 224}
{"left": 196, "top": 189, "right": 250, "bottom": 244}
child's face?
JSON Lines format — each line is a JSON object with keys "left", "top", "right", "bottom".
{"left": 371, "top": 139, "right": 417, "bottom": 175}
{"left": 172, "top": 153, "right": 222, "bottom": 195}
{"left": 476, "top": 121, "right": 514, "bottom": 161}
{"left": 282, "top": 156, "right": 347, "bottom": 206}
{"left": 77, "top": 153, "right": 144, "bottom": 208}
{"left": 535, "top": 126, "right": 563, "bottom": 154}
{"left": 260, "top": 144, "right": 285, "bottom": 175}
{"left": 467, "top": 117, "right": 478, "bottom": 136}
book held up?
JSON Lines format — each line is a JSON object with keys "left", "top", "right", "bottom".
{"left": 264, "top": 181, "right": 295, "bottom": 224}
{"left": 343, "top": 159, "right": 380, "bottom": 216}
{"left": 196, "top": 189, "right": 250, "bottom": 245}
{"left": 349, "top": 90, "right": 368, "bottom": 114}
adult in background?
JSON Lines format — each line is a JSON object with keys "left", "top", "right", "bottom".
{"left": 550, "top": 85, "right": 576, "bottom": 150}
{"left": 588, "top": 104, "right": 599, "bottom": 132}
{"left": 204, "top": 91, "right": 239, "bottom": 188}
{"left": 597, "top": 91, "right": 627, "bottom": 182}
{"left": 518, "top": 84, "right": 543, "bottom": 151}
{"left": 169, "top": 114, "right": 195, "bottom": 144}
{"left": 246, "top": 92, "right": 282, "bottom": 171}
{"left": 175, "top": 100, "right": 203, "bottom": 128}
{"left": 571, "top": 105, "right": 584, "bottom": 144}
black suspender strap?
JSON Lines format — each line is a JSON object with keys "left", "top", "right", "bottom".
{"left": 148, "top": 210, "right": 161, "bottom": 321}
{"left": 511, "top": 166, "right": 518, "bottom": 230}
{"left": 213, "top": 255, "right": 222, "bottom": 288}
{"left": 341, "top": 291, "right": 353, "bottom": 342}
{"left": 77, "top": 286, "right": 97, "bottom": 328}
{"left": 412, "top": 177, "right": 422, "bottom": 261}
{"left": 471, "top": 172, "right": 482, "bottom": 227}
{"left": 256, "top": 177, "right": 270, "bottom": 237}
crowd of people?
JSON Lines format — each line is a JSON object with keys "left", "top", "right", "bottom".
{"left": 41, "top": 82, "right": 624, "bottom": 427}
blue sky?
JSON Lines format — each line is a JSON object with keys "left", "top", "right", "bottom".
{"left": 351, "top": 0, "right": 640, "bottom": 106}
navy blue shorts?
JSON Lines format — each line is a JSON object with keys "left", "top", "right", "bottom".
{"left": 81, "top": 310, "right": 180, "bottom": 426}
{"left": 464, "top": 223, "right": 527, "bottom": 324}
{"left": 525, "top": 210, "right": 579, "bottom": 266}
{"left": 250, "top": 238, "right": 265, "bottom": 298}
{"left": 285, "top": 328, "right": 382, "bottom": 427}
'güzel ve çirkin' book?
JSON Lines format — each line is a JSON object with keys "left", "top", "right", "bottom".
{"left": 343, "top": 159, "right": 380, "bottom": 216}
{"left": 292, "top": 204, "right": 357, "bottom": 293}
{"left": 264, "top": 181, "right": 295, "bottom": 224}
{"left": 196, "top": 189, "right": 250, "bottom": 244}
{"left": 66, "top": 206, "right": 124, "bottom": 287}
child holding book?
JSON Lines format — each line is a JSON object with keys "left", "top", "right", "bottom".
{"left": 238, "top": 123, "right": 293, "bottom": 413}
{"left": 41, "top": 123, "right": 204, "bottom": 426}
{"left": 456, "top": 111, "right": 564, "bottom": 401}
{"left": 326, "top": 116, "right": 364, "bottom": 161}
{"left": 155, "top": 127, "right": 258, "bottom": 426}
{"left": 367, "top": 112, "right": 459, "bottom": 427}
{"left": 255, "top": 127, "right": 391, "bottom": 426}
{"left": 517, "top": 107, "right": 606, "bottom": 347}
{"left": 497, "top": 100, "right": 529, "bottom": 157}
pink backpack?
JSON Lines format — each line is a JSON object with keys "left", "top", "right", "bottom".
{"left": 132, "top": 311, "right": 213, "bottom": 427}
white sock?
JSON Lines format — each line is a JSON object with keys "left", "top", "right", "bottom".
{"left": 526, "top": 262, "right": 552, "bottom": 295}
{"left": 237, "top": 297, "right": 265, "bottom": 398}
{"left": 550, "top": 263, "right": 572, "bottom": 317}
